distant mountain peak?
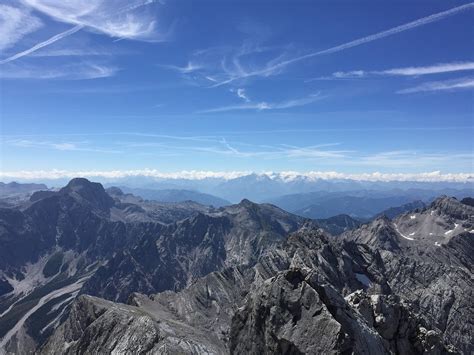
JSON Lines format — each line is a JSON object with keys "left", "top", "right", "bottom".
{"left": 461, "top": 197, "right": 474, "bottom": 207}
{"left": 60, "top": 178, "right": 114, "bottom": 211}
{"left": 63, "top": 177, "right": 97, "bottom": 189}
{"left": 345, "top": 215, "right": 401, "bottom": 251}
{"left": 0, "top": 181, "right": 48, "bottom": 196}
{"left": 430, "top": 195, "right": 473, "bottom": 219}
{"left": 238, "top": 198, "right": 255, "bottom": 206}
{"left": 106, "top": 186, "right": 124, "bottom": 196}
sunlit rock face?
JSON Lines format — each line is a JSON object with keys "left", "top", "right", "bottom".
{"left": 0, "top": 179, "right": 472, "bottom": 354}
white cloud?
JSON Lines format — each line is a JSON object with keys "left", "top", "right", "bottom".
{"left": 200, "top": 93, "right": 323, "bottom": 113}
{"left": 332, "top": 70, "right": 366, "bottom": 79}
{"left": 161, "top": 42, "right": 292, "bottom": 87}
{"left": 0, "top": 5, "right": 43, "bottom": 51}
{"left": 0, "top": 169, "right": 472, "bottom": 183}
{"left": 6, "top": 139, "right": 121, "bottom": 153}
{"left": 236, "top": 88, "right": 250, "bottom": 102}
{"left": 159, "top": 61, "right": 202, "bottom": 73}
{"left": 397, "top": 77, "right": 474, "bottom": 94}
{"left": 206, "top": 3, "right": 474, "bottom": 86}
{"left": 30, "top": 47, "right": 128, "bottom": 57}
{"left": 383, "top": 62, "right": 474, "bottom": 76}
{"left": 352, "top": 150, "right": 474, "bottom": 168}
{"left": 22, "top": 0, "right": 161, "bottom": 40}
{"left": 0, "top": 62, "right": 119, "bottom": 80}
{"left": 318, "top": 62, "right": 474, "bottom": 80}
{"left": 1, "top": 1, "right": 163, "bottom": 64}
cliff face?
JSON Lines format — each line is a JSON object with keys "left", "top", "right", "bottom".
{"left": 42, "top": 226, "right": 459, "bottom": 354}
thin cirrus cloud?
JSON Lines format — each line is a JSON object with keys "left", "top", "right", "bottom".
{"left": 21, "top": 0, "right": 161, "bottom": 40}
{"left": 0, "top": 62, "right": 119, "bottom": 80}
{"left": 6, "top": 139, "right": 122, "bottom": 153}
{"left": 236, "top": 88, "right": 250, "bottom": 102}
{"left": 5, "top": 134, "right": 348, "bottom": 160}
{"left": 3, "top": 135, "right": 472, "bottom": 176}
{"left": 178, "top": 3, "right": 474, "bottom": 87}
{"left": 0, "top": 4, "right": 43, "bottom": 51}
{"left": 30, "top": 47, "right": 135, "bottom": 57}
{"left": 354, "top": 150, "right": 474, "bottom": 169}
{"left": 0, "top": 25, "right": 85, "bottom": 65}
{"left": 205, "top": 139, "right": 349, "bottom": 159}
{"left": 199, "top": 93, "right": 323, "bottom": 113}
{"left": 158, "top": 61, "right": 203, "bottom": 74}
{"left": 229, "top": 88, "right": 251, "bottom": 102}
{"left": 0, "top": 0, "right": 163, "bottom": 65}
{"left": 315, "top": 61, "right": 474, "bottom": 80}
{"left": 397, "top": 77, "right": 474, "bottom": 94}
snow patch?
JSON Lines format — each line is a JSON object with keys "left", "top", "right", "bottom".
{"left": 446, "top": 223, "right": 460, "bottom": 235}
{"left": 64, "top": 341, "right": 77, "bottom": 351}
{"left": 409, "top": 232, "right": 415, "bottom": 236}
{"left": 393, "top": 223, "right": 414, "bottom": 241}
{"left": 434, "top": 242, "right": 441, "bottom": 247}
{"left": 410, "top": 215, "right": 416, "bottom": 220}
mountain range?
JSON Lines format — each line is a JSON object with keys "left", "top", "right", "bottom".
{"left": 0, "top": 178, "right": 472, "bottom": 353}
{"left": 114, "top": 186, "right": 231, "bottom": 207}
{"left": 0, "top": 182, "right": 48, "bottom": 197}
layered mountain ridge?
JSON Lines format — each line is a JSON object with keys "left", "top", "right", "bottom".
{"left": 0, "top": 178, "right": 472, "bottom": 354}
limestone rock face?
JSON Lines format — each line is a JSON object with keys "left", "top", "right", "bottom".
{"left": 343, "top": 197, "right": 474, "bottom": 353}
{"left": 0, "top": 178, "right": 472, "bottom": 355}
{"left": 230, "top": 269, "right": 387, "bottom": 355}
{"left": 40, "top": 295, "right": 224, "bottom": 355}
{"left": 0, "top": 179, "right": 309, "bottom": 353}
{"left": 42, "top": 226, "right": 461, "bottom": 354}
{"left": 346, "top": 290, "right": 455, "bottom": 355}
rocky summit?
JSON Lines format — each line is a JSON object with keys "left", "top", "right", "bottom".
{"left": 0, "top": 179, "right": 472, "bottom": 354}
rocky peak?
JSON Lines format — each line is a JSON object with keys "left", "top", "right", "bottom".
{"left": 233, "top": 198, "right": 261, "bottom": 213}
{"left": 344, "top": 216, "right": 400, "bottom": 251}
{"left": 60, "top": 178, "right": 114, "bottom": 211}
{"left": 430, "top": 195, "right": 473, "bottom": 219}
{"left": 461, "top": 197, "right": 474, "bottom": 207}
{"left": 106, "top": 186, "right": 124, "bottom": 196}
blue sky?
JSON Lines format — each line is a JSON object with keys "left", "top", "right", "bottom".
{"left": 0, "top": 0, "right": 473, "bottom": 180}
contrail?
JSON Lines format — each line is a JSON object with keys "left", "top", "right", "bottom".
{"left": 0, "top": 0, "right": 158, "bottom": 65}
{"left": 0, "top": 25, "right": 84, "bottom": 65}
{"left": 213, "top": 2, "right": 474, "bottom": 86}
